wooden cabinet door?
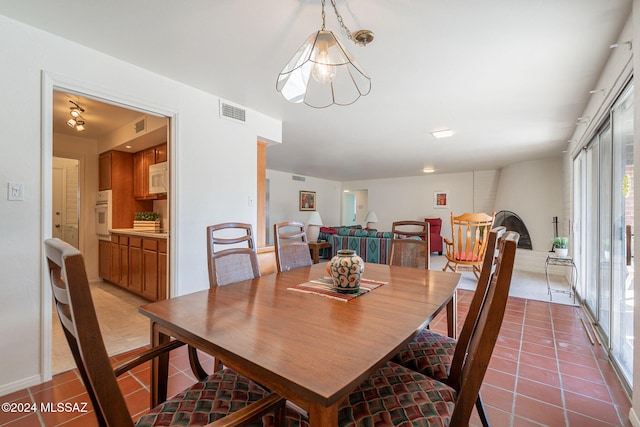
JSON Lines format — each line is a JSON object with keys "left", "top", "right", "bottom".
{"left": 142, "top": 239, "right": 158, "bottom": 300}
{"left": 110, "top": 240, "right": 120, "bottom": 284}
{"left": 98, "top": 240, "right": 111, "bottom": 279}
{"left": 119, "top": 237, "right": 129, "bottom": 287}
{"left": 129, "top": 238, "right": 143, "bottom": 293}
{"left": 133, "top": 151, "right": 145, "bottom": 199}
{"left": 158, "top": 239, "right": 167, "bottom": 300}
{"left": 99, "top": 152, "right": 112, "bottom": 190}
{"left": 155, "top": 143, "right": 167, "bottom": 163}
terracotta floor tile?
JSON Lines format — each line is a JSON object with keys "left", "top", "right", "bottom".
{"left": 519, "top": 351, "right": 559, "bottom": 372}
{"left": 1, "top": 412, "right": 41, "bottom": 427}
{"left": 556, "top": 348, "right": 599, "bottom": 369}
{"left": 561, "top": 373, "right": 612, "bottom": 402}
{"left": 514, "top": 394, "right": 566, "bottom": 426}
{"left": 563, "top": 390, "right": 622, "bottom": 424}
{"left": 517, "top": 364, "right": 561, "bottom": 388}
{"left": 492, "top": 344, "right": 520, "bottom": 362}
{"left": 566, "top": 410, "right": 623, "bottom": 427}
{"left": 558, "top": 360, "right": 604, "bottom": 384}
{"left": 521, "top": 331, "right": 555, "bottom": 348}
{"left": 483, "top": 368, "right": 517, "bottom": 392}
{"left": 480, "top": 383, "right": 514, "bottom": 412}
{"left": 516, "top": 377, "right": 562, "bottom": 406}
{"left": 520, "top": 341, "right": 557, "bottom": 359}
{"left": 488, "top": 354, "right": 518, "bottom": 375}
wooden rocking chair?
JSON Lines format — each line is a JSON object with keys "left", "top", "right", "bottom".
{"left": 443, "top": 211, "right": 495, "bottom": 279}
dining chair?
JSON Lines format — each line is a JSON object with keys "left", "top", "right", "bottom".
{"left": 443, "top": 211, "right": 496, "bottom": 279}
{"left": 392, "top": 226, "right": 506, "bottom": 427}
{"left": 44, "top": 238, "right": 284, "bottom": 427}
{"left": 264, "top": 231, "right": 519, "bottom": 427}
{"left": 207, "top": 222, "right": 261, "bottom": 287}
{"left": 191, "top": 222, "right": 262, "bottom": 379}
{"left": 274, "top": 221, "right": 313, "bottom": 272}
{"left": 388, "top": 220, "right": 430, "bottom": 269}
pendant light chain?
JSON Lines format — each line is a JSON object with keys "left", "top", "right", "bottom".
{"left": 328, "top": 0, "right": 354, "bottom": 43}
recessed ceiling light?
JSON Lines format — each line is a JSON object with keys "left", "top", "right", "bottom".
{"left": 423, "top": 168, "right": 435, "bottom": 173}
{"left": 431, "top": 129, "right": 453, "bottom": 139}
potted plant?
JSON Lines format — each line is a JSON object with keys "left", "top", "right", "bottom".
{"left": 133, "top": 212, "right": 161, "bottom": 231}
{"left": 552, "top": 237, "right": 569, "bottom": 258}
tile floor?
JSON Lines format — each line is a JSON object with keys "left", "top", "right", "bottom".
{"left": 0, "top": 291, "right": 633, "bottom": 426}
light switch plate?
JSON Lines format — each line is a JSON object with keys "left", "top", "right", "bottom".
{"left": 8, "top": 182, "right": 24, "bottom": 201}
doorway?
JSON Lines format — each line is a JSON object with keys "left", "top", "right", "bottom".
{"left": 45, "top": 79, "right": 175, "bottom": 378}
{"left": 342, "top": 190, "right": 368, "bottom": 227}
{"left": 573, "top": 81, "right": 634, "bottom": 391}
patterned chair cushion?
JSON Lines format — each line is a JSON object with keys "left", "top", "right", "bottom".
{"left": 392, "top": 329, "right": 457, "bottom": 381}
{"left": 262, "top": 362, "right": 456, "bottom": 427}
{"left": 136, "top": 368, "right": 270, "bottom": 427}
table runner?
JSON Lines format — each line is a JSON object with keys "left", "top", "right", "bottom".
{"left": 288, "top": 277, "right": 387, "bottom": 302}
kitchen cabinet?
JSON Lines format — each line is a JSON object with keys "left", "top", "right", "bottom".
{"left": 98, "top": 240, "right": 111, "bottom": 279}
{"left": 99, "top": 150, "right": 152, "bottom": 228}
{"left": 98, "top": 231, "right": 167, "bottom": 301}
{"left": 134, "top": 143, "right": 167, "bottom": 200}
{"left": 129, "top": 237, "right": 143, "bottom": 294}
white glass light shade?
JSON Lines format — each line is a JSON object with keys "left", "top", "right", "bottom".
{"left": 66, "top": 118, "right": 76, "bottom": 128}
{"left": 277, "top": 30, "right": 371, "bottom": 108}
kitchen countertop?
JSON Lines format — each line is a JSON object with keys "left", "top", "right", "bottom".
{"left": 110, "top": 228, "right": 168, "bottom": 239}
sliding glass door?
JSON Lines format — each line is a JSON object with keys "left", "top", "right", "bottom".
{"left": 573, "top": 82, "right": 634, "bottom": 390}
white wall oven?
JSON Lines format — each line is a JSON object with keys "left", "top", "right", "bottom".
{"left": 95, "top": 190, "right": 112, "bottom": 240}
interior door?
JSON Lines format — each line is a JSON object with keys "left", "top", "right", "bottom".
{"left": 342, "top": 193, "right": 356, "bottom": 226}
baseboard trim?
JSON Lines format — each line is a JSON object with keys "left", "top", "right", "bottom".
{"left": 0, "top": 374, "right": 42, "bottom": 397}
{"left": 629, "top": 407, "right": 639, "bottom": 427}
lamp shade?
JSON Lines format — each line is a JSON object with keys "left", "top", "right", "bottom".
{"left": 307, "top": 211, "right": 323, "bottom": 226}
{"left": 364, "top": 211, "right": 378, "bottom": 224}
{"left": 277, "top": 30, "right": 371, "bottom": 108}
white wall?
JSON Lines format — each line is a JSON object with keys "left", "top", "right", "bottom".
{"left": 266, "top": 169, "right": 342, "bottom": 243}
{"left": 0, "top": 14, "right": 281, "bottom": 394}
{"left": 494, "top": 158, "right": 563, "bottom": 252}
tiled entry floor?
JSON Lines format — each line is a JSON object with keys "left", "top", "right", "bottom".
{"left": 0, "top": 290, "right": 632, "bottom": 427}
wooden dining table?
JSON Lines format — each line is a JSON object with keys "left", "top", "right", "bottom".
{"left": 139, "top": 262, "right": 461, "bottom": 427}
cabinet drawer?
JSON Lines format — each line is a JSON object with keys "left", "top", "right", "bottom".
{"left": 143, "top": 239, "right": 158, "bottom": 251}
{"left": 158, "top": 239, "right": 167, "bottom": 253}
{"left": 111, "top": 235, "right": 119, "bottom": 244}
{"left": 130, "top": 237, "right": 142, "bottom": 248}
{"left": 119, "top": 236, "right": 129, "bottom": 245}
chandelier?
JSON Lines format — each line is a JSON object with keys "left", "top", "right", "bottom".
{"left": 276, "top": 0, "right": 373, "bottom": 108}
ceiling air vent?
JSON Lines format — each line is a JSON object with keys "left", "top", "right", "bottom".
{"left": 134, "top": 118, "right": 146, "bottom": 134}
{"left": 292, "top": 175, "right": 306, "bottom": 182}
{"left": 220, "top": 101, "right": 246, "bottom": 123}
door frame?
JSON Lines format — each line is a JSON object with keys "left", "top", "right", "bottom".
{"left": 41, "top": 72, "right": 179, "bottom": 381}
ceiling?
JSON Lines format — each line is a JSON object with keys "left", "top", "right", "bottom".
{"left": 1, "top": 1, "right": 631, "bottom": 181}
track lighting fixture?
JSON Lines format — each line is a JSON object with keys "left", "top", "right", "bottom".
{"left": 66, "top": 100, "right": 86, "bottom": 132}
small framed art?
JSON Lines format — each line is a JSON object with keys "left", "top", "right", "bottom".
{"left": 433, "top": 191, "right": 449, "bottom": 209}
{"left": 299, "top": 190, "right": 316, "bottom": 211}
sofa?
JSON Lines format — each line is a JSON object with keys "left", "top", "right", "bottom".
{"left": 424, "top": 218, "right": 444, "bottom": 255}
{"left": 319, "top": 226, "right": 392, "bottom": 264}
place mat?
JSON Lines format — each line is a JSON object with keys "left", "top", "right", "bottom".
{"left": 288, "top": 277, "right": 387, "bottom": 302}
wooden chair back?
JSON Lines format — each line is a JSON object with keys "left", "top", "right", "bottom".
{"left": 45, "top": 238, "right": 136, "bottom": 426}
{"left": 446, "top": 226, "right": 505, "bottom": 387}
{"left": 448, "top": 231, "right": 519, "bottom": 426}
{"left": 444, "top": 212, "right": 495, "bottom": 278}
{"left": 274, "top": 221, "right": 313, "bottom": 272}
{"left": 207, "top": 222, "right": 260, "bottom": 287}
{"left": 389, "top": 220, "right": 430, "bottom": 269}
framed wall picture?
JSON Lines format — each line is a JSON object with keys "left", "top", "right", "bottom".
{"left": 433, "top": 191, "right": 449, "bottom": 209}
{"left": 299, "top": 190, "right": 316, "bottom": 211}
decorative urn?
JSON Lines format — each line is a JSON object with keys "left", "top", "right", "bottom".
{"left": 329, "top": 249, "right": 364, "bottom": 293}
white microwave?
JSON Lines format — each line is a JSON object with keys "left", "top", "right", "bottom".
{"left": 149, "top": 161, "right": 168, "bottom": 194}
